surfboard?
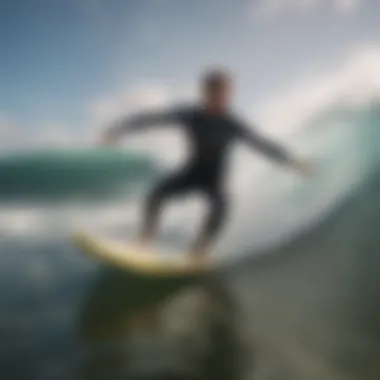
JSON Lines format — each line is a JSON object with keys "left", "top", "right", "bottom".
{"left": 73, "top": 232, "right": 212, "bottom": 277}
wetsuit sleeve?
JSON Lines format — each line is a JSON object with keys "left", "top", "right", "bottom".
{"left": 233, "top": 119, "right": 291, "bottom": 164}
{"left": 111, "top": 108, "right": 186, "bottom": 135}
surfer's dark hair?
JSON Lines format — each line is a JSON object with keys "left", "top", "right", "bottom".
{"left": 202, "top": 68, "right": 231, "bottom": 94}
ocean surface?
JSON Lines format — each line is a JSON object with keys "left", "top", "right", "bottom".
{"left": 1, "top": 100, "right": 380, "bottom": 380}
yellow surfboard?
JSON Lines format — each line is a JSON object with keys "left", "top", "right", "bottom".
{"left": 73, "top": 232, "right": 211, "bottom": 277}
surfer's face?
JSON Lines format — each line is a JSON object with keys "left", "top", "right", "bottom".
{"left": 204, "top": 79, "right": 232, "bottom": 114}
{"left": 202, "top": 70, "right": 233, "bottom": 114}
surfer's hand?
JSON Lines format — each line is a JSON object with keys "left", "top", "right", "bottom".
{"left": 291, "top": 159, "right": 315, "bottom": 176}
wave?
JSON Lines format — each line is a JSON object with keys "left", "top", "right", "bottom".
{"left": 1, "top": 101, "right": 380, "bottom": 252}
{"left": 0, "top": 148, "right": 159, "bottom": 203}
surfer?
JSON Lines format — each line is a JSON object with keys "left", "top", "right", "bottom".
{"left": 102, "top": 69, "right": 313, "bottom": 257}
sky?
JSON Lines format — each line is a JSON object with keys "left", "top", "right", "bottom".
{"left": 0, "top": 0, "right": 379, "bottom": 149}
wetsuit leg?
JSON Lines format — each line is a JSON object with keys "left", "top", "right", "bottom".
{"left": 140, "top": 167, "right": 197, "bottom": 241}
{"left": 192, "top": 184, "right": 228, "bottom": 253}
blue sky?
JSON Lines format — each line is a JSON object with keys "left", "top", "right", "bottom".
{"left": 1, "top": 0, "right": 379, "bottom": 146}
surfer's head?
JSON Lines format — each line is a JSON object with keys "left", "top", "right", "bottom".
{"left": 201, "top": 68, "right": 233, "bottom": 114}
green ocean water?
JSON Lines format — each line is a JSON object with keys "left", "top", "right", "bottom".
{"left": 0, "top": 149, "right": 158, "bottom": 202}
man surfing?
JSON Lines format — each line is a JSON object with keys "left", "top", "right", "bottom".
{"left": 102, "top": 69, "right": 313, "bottom": 258}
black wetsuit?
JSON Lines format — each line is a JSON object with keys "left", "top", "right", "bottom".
{"left": 117, "top": 105, "right": 291, "bottom": 250}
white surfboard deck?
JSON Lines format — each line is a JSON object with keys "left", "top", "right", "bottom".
{"left": 73, "top": 232, "right": 212, "bottom": 277}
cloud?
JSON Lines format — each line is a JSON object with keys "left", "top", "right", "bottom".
{"left": 0, "top": 83, "right": 185, "bottom": 153}
{"left": 333, "top": 0, "right": 360, "bottom": 13}
{"left": 255, "top": 44, "right": 380, "bottom": 135}
{"left": 248, "top": 0, "right": 361, "bottom": 20}
{"left": 32, "top": 125, "right": 85, "bottom": 149}
{"left": 252, "top": 0, "right": 318, "bottom": 19}
{"left": 0, "top": 84, "right": 172, "bottom": 152}
{"left": 89, "top": 85, "right": 172, "bottom": 125}
{"left": 0, "top": 114, "right": 86, "bottom": 151}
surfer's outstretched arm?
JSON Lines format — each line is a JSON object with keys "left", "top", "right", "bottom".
{"left": 101, "top": 108, "right": 184, "bottom": 145}
{"left": 234, "top": 120, "right": 313, "bottom": 175}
